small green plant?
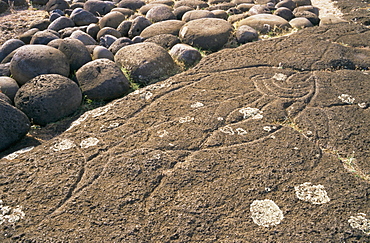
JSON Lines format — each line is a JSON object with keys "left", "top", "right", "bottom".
{"left": 120, "top": 67, "right": 142, "bottom": 91}
{"left": 337, "top": 151, "right": 370, "bottom": 181}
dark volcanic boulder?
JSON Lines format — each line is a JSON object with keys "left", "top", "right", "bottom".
{"left": 29, "top": 19, "right": 51, "bottom": 30}
{"left": 128, "top": 16, "right": 152, "bottom": 38}
{"left": 0, "top": 92, "right": 12, "bottom": 104}
{"left": 108, "top": 37, "right": 133, "bottom": 54}
{"left": 92, "top": 46, "right": 114, "bottom": 60}
{"left": 99, "top": 11, "right": 126, "bottom": 29}
{"left": 76, "top": 59, "right": 131, "bottom": 100}
{"left": 179, "top": 18, "right": 233, "bottom": 51}
{"left": 10, "top": 45, "right": 70, "bottom": 86}
{"left": 30, "top": 30, "right": 60, "bottom": 45}
{"left": 84, "top": 0, "right": 115, "bottom": 16}
{"left": 0, "top": 76, "right": 19, "bottom": 101}
{"left": 0, "top": 39, "right": 25, "bottom": 63}
{"left": 70, "top": 8, "right": 99, "bottom": 26}
{"left": 140, "top": 20, "right": 185, "bottom": 38}
{"left": 0, "top": 1, "right": 9, "bottom": 14}
{"left": 146, "top": 5, "right": 176, "bottom": 23}
{"left": 48, "top": 16, "right": 75, "bottom": 32}
{"left": 58, "top": 38, "right": 92, "bottom": 71}
{"left": 0, "top": 100, "right": 30, "bottom": 152}
{"left": 0, "top": 63, "right": 10, "bottom": 76}
{"left": 182, "top": 10, "right": 215, "bottom": 22}
{"left": 169, "top": 43, "right": 202, "bottom": 67}
{"left": 18, "top": 28, "right": 41, "bottom": 44}
{"left": 144, "top": 34, "right": 180, "bottom": 49}
{"left": 14, "top": 74, "right": 82, "bottom": 126}
{"left": 116, "top": 0, "right": 145, "bottom": 10}
{"left": 45, "top": 0, "right": 70, "bottom": 11}
{"left": 70, "top": 30, "right": 97, "bottom": 45}
{"left": 238, "top": 14, "right": 291, "bottom": 33}
{"left": 236, "top": 25, "right": 259, "bottom": 44}
{"left": 115, "top": 42, "right": 178, "bottom": 84}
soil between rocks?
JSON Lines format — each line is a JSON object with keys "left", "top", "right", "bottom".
{"left": 0, "top": 1, "right": 370, "bottom": 242}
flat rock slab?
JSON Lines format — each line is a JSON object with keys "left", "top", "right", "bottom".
{"left": 0, "top": 24, "right": 369, "bottom": 242}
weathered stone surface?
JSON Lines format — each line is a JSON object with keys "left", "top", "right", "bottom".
{"left": 108, "top": 37, "right": 133, "bottom": 54}
{"left": 174, "top": 0, "right": 208, "bottom": 9}
{"left": 84, "top": 0, "right": 114, "bottom": 16}
{"left": 0, "top": 39, "right": 25, "bottom": 63}
{"left": 97, "top": 27, "right": 122, "bottom": 40}
{"left": 58, "top": 38, "right": 92, "bottom": 72}
{"left": 289, "top": 17, "right": 314, "bottom": 28}
{"left": 70, "top": 8, "right": 99, "bottom": 26}
{"left": 170, "top": 43, "right": 202, "bottom": 66}
{"left": 29, "top": 19, "right": 51, "bottom": 30}
{"left": 48, "top": 16, "right": 75, "bottom": 32}
{"left": 140, "top": 20, "right": 185, "bottom": 38}
{"left": 30, "top": 30, "right": 60, "bottom": 45}
{"left": 14, "top": 74, "right": 82, "bottom": 126}
{"left": 117, "top": 20, "right": 132, "bottom": 37}
{"left": 179, "top": 18, "right": 233, "bottom": 51}
{"left": 76, "top": 59, "right": 130, "bottom": 100}
{"left": 238, "top": 14, "right": 291, "bottom": 33}
{"left": 236, "top": 25, "right": 259, "bottom": 44}
{"left": 19, "top": 28, "right": 41, "bottom": 44}
{"left": 0, "top": 63, "right": 10, "bottom": 76}
{"left": 182, "top": 9, "right": 215, "bottom": 22}
{"left": 144, "top": 33, "right": 180, "bottom": 49}
{"left": 116, "top": 0, "right": 145, "bottom": 10}
{"left": 10, "top": 45, "right": 70, "bottom": 86}
{"left": 45, "top": 0, "right": 70, "bottom": 12}
{"left": 115, "top": 42, "right": 177, "bottom": 84}
{"left": 146, "top": 5, "right": 176, "bottom": 23}
{"left": 294, "top": 10, "right": 320, "bottom": 25}
{"left": 70, "top": 30, "right": 97, "bottom": 45}
{"left": 99, "top": 11, "right": 126, "bottom": 29}
{"left": 0, "top": 76, "right": 19, "bottom": 101}
{"left": 92, "top": 46, "right": 114, "bottom": 60}
{"left": 173, "top": 5, "right": 193, "bottom": 20}
{"left": 1, "top": 3, "right": 370, "bottom": 243}
{"left": 128, "top": 16, "right": 152, "bottom": 38}
{"left": 0, "top": 92, "right": 12, "bottom": 104}
{"left": 99, "top": 34, "right": 118, "bottom": 48}
{"left": 0, "top": 100, "right": 30, "bottom": 152}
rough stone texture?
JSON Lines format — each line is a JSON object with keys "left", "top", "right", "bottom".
{"left": 182, "top": 9, "right": 215, "bottom": 22}
{"left": 97, "top": 27, "right": 122, "bottom": 40}
{"left": 170, "top": 43, "right": 202, "bottom": 67}
{"left": 128, "top": 16, "right": 152, "bottom": 38}
{"left": 174, "top": 0, "right": 209, "bottom": 9}
{"left": 18, "top": 28, "right": 40, "bottom": 44}
{"left": 117, "top": 0, "right": 146, "bottom": 10}
{"left": 29, "top": 19, "right": 51, "bottom": 31}
{"left": 45, "top": 0, "right": 70, "bottom": 11}
{"left": 236, "top": 25, "right": 259, "bottom": 44}
{"left": 30, "top": 30, "right": 60, "bottom": 45}
{"left": 115, "top": 42, "right": 178, "bottom": 84}
{"left": 76, "top": 59, "right": 131, "bottom": 100}
{"left": 58, "top": 38, "right": 92, "bottom": 72}
{"left": 0, "top": 63, "right": 10, "bottom": 76}
{"left": 10, "top": 45, "right": 70, "bottom": 86}
{"left": 144, "top": 34, "right": 181, "bottom": 49}
{"left": 238, "top": 14, "right": 291, "bottom": 33}
{"left": 140, "top": 20, "right": 185, "bottom": 38}
{"left": 179, "top": 18, "right": 233, "bottom": 51}
{"left": 84, "top": 0, "right": 114, "bottom": 16}
{"left": 0, "top": 3, "right": 370, "bottom": 242}
{"left": 108, "top": 37, "right": 133, "bottom": 54}
{"left": 0, "top": 100, "right": 30, "bottom": 152}
{"left": 146, "top": 5, "right": 176, "bottom": 23}
{"left": 99, "top": 11, "right": 126, "bottom": 29}
{"left": 70, "top": 30, "right": 97, "bottom": 45}
{"left": 92, "top": 46, "right": 114, "bottom": 61}
{"left": 0, "top": 39, "right": 25, "bottom": 63}
{"left": 70, "top": 8, "right": 99, "bottom": 26}
{"left": 48, "top": 16, "right": 75, "bottom": 32}
{"left": 289, "top": 17, "right": 314, "bottom": 28}
{"left": 14, "top": 74, "right": 82, "bottom": 126}
{"left": 0, "top": 76, "right": 19, "bottom": 101}
{"left": 0, "top": 92, "right": 12, "bottom": 104}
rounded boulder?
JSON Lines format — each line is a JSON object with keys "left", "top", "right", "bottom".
{"left": 179, "top": 18, "right": 233, "bottom": 51}
{"left": 0, "top": 100, "right": 30, "bottom": 152}
{"left": 146, "top": 5, "right": 176, "bottom": 23}
{"left": 10, "top": 45, "right": 70, "bottom": 86}
{"left": 0, "top": 76, "right": 19, "bottom": 101}
{"left": 0, "top": 39, "right": 25, "bottom": 63}
{"left": 14, "top": 74, "right": 82, "bottom": 126}
{"left": 140, "top": 20, "right": 185, "bottom": 38}
{"left": 58, "top": 38, "right": 92, "bottom": 72}
{"left": 115, "top": 42, "right": 177, "bottom": 84}
{"left": 170, "top": 43, "right": 201, "bottom": 67}
{"left": 238, "top": 14, "right": 291, "bottom": 34}
{"left": 76, "top": 59, "right": 130, "bottom": 100}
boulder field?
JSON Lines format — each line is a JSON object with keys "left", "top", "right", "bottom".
{"left": 0, "top": 0, "right": 370, "bottom": 241}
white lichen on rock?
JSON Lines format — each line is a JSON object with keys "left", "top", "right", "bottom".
{"left": 272, "top": 73, "right": 288, "bottom": 81}
{"left": 191, "top": 102, "right": 204, "bottom": 108}
{"left": 3, "top": 146, "right": 34, "bottom": 160}
{"left": 239, "top": 107, "right": 263, "bottom": 119}
{"left": 338, "top": 94, "right": 355, "bottom": 104}
{"left": 235, "top": 128, "right": 248, "bottom": 135}
{"left": 140, "top": 91, "right": 153, "bottom": 100}
{"left": 80, "top": 137, "right": 100, "bottom": 149}
{"left": 220, "top": 125, "right": 234, "bottom": 135}
{"left": 179, "top": 116, "right": 195, "bottom": 123}
{"left": 250, "top": 199, "right": 284, "bottom": 227}
{"left": 51, "top": 139, "right": 75, "bottom": 151}
{"left": 0, "top": 200, "right": 25, "bottom": 225}
{"left": 294, "top": 182, "right": 330, "bottom": 204}
{"left": 348, "top": 213, "right": 370, "bottom": 235}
